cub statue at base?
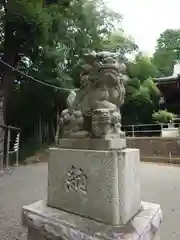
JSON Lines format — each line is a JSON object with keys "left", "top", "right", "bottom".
{"left": 59, "top": 51, "right": 127, "bottom": 139}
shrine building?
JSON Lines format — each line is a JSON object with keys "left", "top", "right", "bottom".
{"left": 154, "top": 63, "right": 180, "bottom": 115}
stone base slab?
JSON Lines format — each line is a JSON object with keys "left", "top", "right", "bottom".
{"left": 22, "top": 200, "right": 162, "bottom": 240}
{"left": 47, "top": 148, "right": 141, "bottom": 225}
{"left": 58, "top": 138, "right": 126, "bottom": 150}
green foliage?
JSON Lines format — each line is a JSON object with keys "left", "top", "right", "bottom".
{"left": 152, "top": 110, "right": 176, "bottom": 123}
{"left": 122, "top": 77, "right": 161, "bottom": 125}
{"left": 127, "top": 52, "right": 159, "bottom": 81}
{"left": 5, "top": 0, "right": 51, "bottom": 54}
{"left": 102, "top": 31, "right": 138, "bottom": 55}
{"left": 122, "top": 53, "right": 161, "bottom": 125}
{"left": 153, "top": 29, "right": 180, "bottom": 76}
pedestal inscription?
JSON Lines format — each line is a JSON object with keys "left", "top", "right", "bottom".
{"left": 65, "top": 165, "right": 88, "bottom": 195}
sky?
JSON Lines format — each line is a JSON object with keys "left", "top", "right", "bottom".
{"left": 107, "top": 0, "right": 180, "bottom": 55}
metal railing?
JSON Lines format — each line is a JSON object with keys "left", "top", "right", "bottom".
{"left": 0, "top": 125, "right": 20, "bottom": 173}
{"left": 122, "top": 123, "right": 180, "bottom": 138}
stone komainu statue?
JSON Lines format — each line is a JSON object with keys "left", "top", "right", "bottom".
{"left": 59, "top": 51, "right": 127, "bottom": 139}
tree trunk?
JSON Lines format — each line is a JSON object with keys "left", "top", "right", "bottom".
{"left": 39, "top": 115, "right": 42, "bottom": 144}
{"left": 0, "top": 3, "right": 19, "bottom": 167}
{"left": 55, "top": 109, "right": 60, "bottom": 144}
{"left": 0, "top": 89, "right": 4, "bottom": 171}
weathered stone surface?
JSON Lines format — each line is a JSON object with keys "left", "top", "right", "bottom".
{"left": 22, "top": 200, "right": 162, "bottom": 240}
{"left": 47, "top": 148, "right": 141, "bottom": 225}
{"left": 58, "top": 51, "right": 127, "bottom": 139}
{"left": 58, "top": 138, "right": 126, "bottom": 150}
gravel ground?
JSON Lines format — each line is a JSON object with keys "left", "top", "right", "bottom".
{"left": 0, "top": 162, "right": 180, "bottom": 239}
{"left": 0, "top": 164, "right": 47, "bottom": 240}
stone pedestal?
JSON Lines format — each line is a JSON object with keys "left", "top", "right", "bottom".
{"left": 58, "top": 138, "right": 127, "bottom": 150}
{"left": 22, "top": 138, "right": 163, "bottom": 239}
{"left": 22, "top": 200, "right": 162, "bottom": 240}
{"left": 47, "top": 145, "right": 141, "bottom": 225}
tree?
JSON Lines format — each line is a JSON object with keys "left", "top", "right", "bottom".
{"left": 64, "top": 0, "right": 122, "bottom": 83}
{"left": 0, "top": 0, "right": 72, "bottom": 161}
{"left": 121, "top": 52, "right": 161, "bottom": 125}
{"left": 102, "top": 31, "right": 138, "bottom": 56}
{"left": 152, "top": 110, "right": 176, "bottom": 123}
{"left": 122, "top": 77, "right": 161, "bottom": 125}
{"left": 127, "top": 52, "right": 159, "bottom": 81}
{"left": 153, "top": 29, "right": 180, "bottom": 76}
{"left": 119, "top": 52, "right": 161, "bottom": 125}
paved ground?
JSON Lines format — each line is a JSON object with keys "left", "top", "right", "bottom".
{"left": 0, "top": 162, "right": 180, "bottom": 239}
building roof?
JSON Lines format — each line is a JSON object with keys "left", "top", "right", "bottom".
{"left": 154, "top": 63, "right": 180, "bottom": 84}
{"left": 154, "top": 75, "right": 180, "bottom": 84}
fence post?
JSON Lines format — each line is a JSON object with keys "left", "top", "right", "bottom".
{"left": 132, "top": 125, "right": 135, "bottom": 138}
{"left": 169, "top": 152, "right": 172, "bottom": 164}
{"left": 0, "top": 155, "right": 3, "bottom": 173}
{"left": 0, "top": 126, "right": 5, "bottom": 173}
{"left": 160, "top": 124, "right": 163, "bottom": 137}
{"left": 14, "top": 132, "right": 20, "bottom": 166}
{"left": 5, "top": 127, "right": 10, "bottom": 169}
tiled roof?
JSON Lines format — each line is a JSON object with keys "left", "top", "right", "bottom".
{"left": 154, "top": 75, "right": 180, "bottom": 84}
